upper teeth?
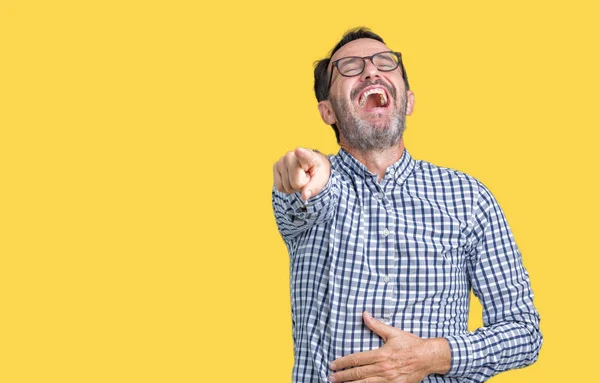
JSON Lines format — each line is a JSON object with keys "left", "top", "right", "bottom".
{"left": 359, "top": 88, "right": 387, "bottom": 108}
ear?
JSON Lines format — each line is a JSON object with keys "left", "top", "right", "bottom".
{"left": 405, "top": 90, "right": 415, "bottom": 116}
{"left": 318, "top": 100, "right": 337, "bottom": 125}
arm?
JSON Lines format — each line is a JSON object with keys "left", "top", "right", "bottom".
{"left": 272, "top": 148, "right": 339, "bottom": 243}
{"left": 444, "top": 182, "right": 543, "bottom": 382}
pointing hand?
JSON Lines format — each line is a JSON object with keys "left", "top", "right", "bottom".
{"left": 273, "top": 148, "right": 331, "bottom": 201}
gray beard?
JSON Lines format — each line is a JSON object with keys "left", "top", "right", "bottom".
{"left": 331, "top": 94, "right": 407, "bottom": 152}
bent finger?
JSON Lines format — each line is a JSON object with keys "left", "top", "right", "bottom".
{"left": 273, "top": 162, "right": 284, "bottom": 192}
{"left": 329, "top": 363, "right": 387, "bottom": 383}
{"left": 344, "top": 377, "right": 387, "bottom": 383}
{"left": 278, "top": 160, "right": 294, "bottom": 194}
{"left": 330, "top": 349, "right": 386, "bottom": 371}
{"left": 289, "top": 165, "right": 309, "bottom": 190}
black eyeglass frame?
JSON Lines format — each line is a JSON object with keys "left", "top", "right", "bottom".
{"left": 326, "top": 51, "right": 406, "bottom": 97}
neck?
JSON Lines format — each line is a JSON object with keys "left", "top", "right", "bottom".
{"left": 341, "top": 139, "right": 406, "bottom": 182}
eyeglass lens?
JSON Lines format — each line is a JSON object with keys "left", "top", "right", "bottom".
{"left": 338, "top": 52, "right": 399, "bottom": 76}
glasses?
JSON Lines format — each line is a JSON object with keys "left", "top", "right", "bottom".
{"left": 327, "top": 51, "right": 404, "bottom": 95}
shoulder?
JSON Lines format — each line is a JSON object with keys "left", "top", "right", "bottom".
{"left": 413, "top": 158, "right": 479, "bottom": 183}
{"left": 329, "top": 152, "right": 343, "bottom": 169}
{"left": 410, "top": 158, "right": 491, "bottom": 198}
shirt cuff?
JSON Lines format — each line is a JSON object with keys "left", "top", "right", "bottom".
{"left": 443, "top": 334, "right": 474, "bottom": 378}
{"left": 289, "top": 173, "right": 334, "bottom": 216}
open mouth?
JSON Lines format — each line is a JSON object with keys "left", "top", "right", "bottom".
{"left": 358, "top": 88, "right": 390, "bottom": 111}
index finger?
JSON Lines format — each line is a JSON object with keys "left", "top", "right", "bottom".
{"left": 294, "top": 148, "right": 316, "bottom": 171}
{"left": 330, "top": 348, "right": 385, "bottom": 371}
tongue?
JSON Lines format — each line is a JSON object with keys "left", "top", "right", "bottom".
{"left": 365, "top": 94, "right": 381, "bottom": 109}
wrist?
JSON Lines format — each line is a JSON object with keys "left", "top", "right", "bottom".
{"left": 424, "top": 338, "right": 451, "bottom": 375}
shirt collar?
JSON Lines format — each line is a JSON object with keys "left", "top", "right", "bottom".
{"left": 336, "top": 147, "right": 415, "bottom": 186}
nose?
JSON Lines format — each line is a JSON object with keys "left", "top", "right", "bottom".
{"left": 360, "top": 58, "right": 381, "bottom": 82}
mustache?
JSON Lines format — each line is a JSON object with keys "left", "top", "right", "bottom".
{"left": 351, "top": 79, "right": 397, "bottom": 101}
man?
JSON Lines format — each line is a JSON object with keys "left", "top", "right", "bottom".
{"left": 272, "top": 27, "right": 542, "bottom": 383}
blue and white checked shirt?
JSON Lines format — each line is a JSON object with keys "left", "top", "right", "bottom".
{"left": 272, "top": 148, "right": 542, "bottom": 383}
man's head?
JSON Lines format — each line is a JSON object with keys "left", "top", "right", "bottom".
{"left": 313, "top": 27, "right": 414, "bottom": 151}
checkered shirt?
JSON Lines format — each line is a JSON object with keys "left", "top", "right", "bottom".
{"left": 272, "top": 148, "right": 542, "bottom": 382}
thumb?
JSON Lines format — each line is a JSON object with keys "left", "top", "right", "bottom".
{"left": 363, "top": 311, "right": 395, "bottom": 342}
{"left": 300, "top": 182, "right": 314, "bottom": 201}
{"left": 299, "top": 160, "right": 327, "bottom": 201}
{"left": 295, "top": 147, "right": 317, "bottom": 171}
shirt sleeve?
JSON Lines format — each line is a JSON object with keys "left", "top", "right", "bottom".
{"left": 271, "top": 169, "right": 340, "bottom": 244}
{"left": 444, "top": 181, "right": 543, "bottom": 382}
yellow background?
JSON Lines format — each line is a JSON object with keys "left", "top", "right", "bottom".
{"left": 1, "top": 0, "right": 598, "bottom": 381}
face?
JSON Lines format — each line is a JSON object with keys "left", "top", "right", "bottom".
{"left": 320, "top": 38, "right": 414, "bottom": 152}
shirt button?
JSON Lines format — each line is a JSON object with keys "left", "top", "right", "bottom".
{"left": 383, "top": 228, "right": 390, "bottom": 237}
{"left": 297, "top": 213, "right": 306, "bottom": 219}
{"left": 383, "top": 275, "right": 391, "bottom": 283}
{"left": 377, "top": 193, "right": 384, "bottom": 200}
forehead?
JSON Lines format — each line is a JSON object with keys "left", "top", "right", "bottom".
{"left": 331, "top": 38, "right": 391, "bottom": 62}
